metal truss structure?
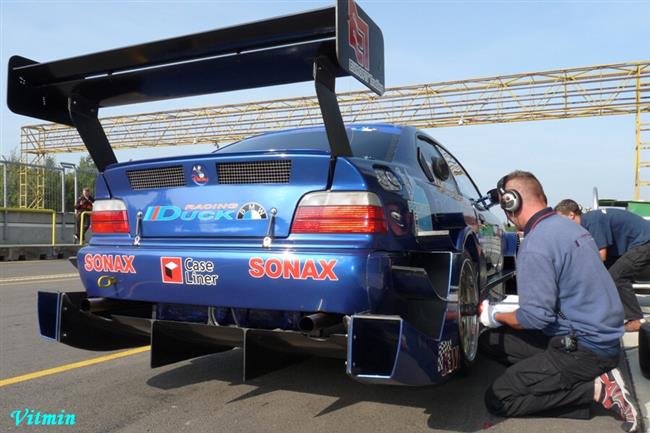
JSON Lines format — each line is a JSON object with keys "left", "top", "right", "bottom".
{"left": 19, "top": 61, "right": 650, "bottom": 207}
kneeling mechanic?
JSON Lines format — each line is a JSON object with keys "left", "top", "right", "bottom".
{"left": 480, "top": 170, "right": 639, "bottom": 432}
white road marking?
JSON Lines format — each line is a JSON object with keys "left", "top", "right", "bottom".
{"left": 0, "top": 273, "right": 79, "bottom": 284}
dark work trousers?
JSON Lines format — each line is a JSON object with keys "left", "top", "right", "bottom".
{"left": 480, "top": 327, "right": 618, "bottom": 419}
{"left": 608, "top": 241, "right": 650, "bottom": 321}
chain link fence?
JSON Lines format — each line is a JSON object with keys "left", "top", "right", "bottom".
{"left": 0, "top": 159, "right": 97, "bottom": 212}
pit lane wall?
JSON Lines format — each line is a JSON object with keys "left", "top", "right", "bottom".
{"left": 0, "top": 211, "right": 82, "bottom": 260}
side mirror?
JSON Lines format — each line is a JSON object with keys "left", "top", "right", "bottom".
{"left": 431, "top": 157, "right": 450, "bottom": 181}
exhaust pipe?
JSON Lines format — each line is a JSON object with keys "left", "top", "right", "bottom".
{"left": 80, "top": 297, "right": 148, "bottom": 313}
{"left": 299, "top": 312, "right": 342, "bottom": 333}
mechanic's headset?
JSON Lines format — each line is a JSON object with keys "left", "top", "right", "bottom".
{"left": 497, "top": 176, "right": 522, "bottom": 213}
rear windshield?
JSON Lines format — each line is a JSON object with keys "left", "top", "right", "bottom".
{"left": 215, "top": 126, "right": 401, "bottom": 162}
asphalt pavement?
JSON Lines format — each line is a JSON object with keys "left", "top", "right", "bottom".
{"left": 0, "top": 260, "right": 633, "bottom": 433}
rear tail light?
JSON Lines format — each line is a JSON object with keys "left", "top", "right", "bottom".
{"left": 292, "top": 192, "right": 387, "bottom": 234}
{"left": 91, "top": 199, "right": 130, "bottom": 234}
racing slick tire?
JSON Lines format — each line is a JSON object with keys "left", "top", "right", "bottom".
{"left": 458, "top": 252, "right": 480, "bottom": 370}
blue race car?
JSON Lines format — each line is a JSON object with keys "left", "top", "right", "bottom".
{"left": 8, "top": 1, "right": 516, "bottom": 385}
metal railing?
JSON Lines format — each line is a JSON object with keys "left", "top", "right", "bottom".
{"left": 79, "top": 211, "right": 92, "bottom": 245}
{"left": 0, "top": 207, "right": 56, "bottom": 245}
{"left": 0, "top": 159, "right": 96, "bottom": 211}
{"left": 0, "top": 159, "right": 98, "bottom": 245}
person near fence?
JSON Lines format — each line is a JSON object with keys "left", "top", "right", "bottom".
{"left": 74, "top": 187, "right": 94, "bottom": 242}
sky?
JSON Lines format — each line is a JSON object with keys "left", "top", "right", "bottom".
{"left": 1, "top": 0, "right": 649, "bottom": 208}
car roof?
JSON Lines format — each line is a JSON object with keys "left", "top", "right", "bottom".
{"left": 239, "top": 123, "right": 406, "bottom": 141}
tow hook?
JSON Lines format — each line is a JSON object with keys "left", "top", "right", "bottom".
{"left": 97, "top": 275, "right": 116, "bottom": 288}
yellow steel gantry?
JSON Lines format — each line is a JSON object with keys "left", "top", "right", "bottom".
{"left": 635, "top": 65, "right": 650, "bottom": 199}
{"left": 19, "top": 60, "right": 650, "bottom": 207}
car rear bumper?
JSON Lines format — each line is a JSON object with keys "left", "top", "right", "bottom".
{"left": 77, "top": 246, "right": 392, "bottom": 313}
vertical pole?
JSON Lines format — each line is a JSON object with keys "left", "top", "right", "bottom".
{"left": 73, "top": 167, "right": 78, "bottom": 209}
{"left": 2, "top": 160, "right": 6, "bottom": 208}
{"left": 51, "top": 211, "right": 56, "bottom": 246}
{"left": 80, "top": 211, "right": 91, "bottom": 245}
{"left": 36, "top": 162, "right": 45, "bottom": 209}
{"left": 60, "top": 169, "right": 65, "bottom": 243}
{"left": 2, "top": 160, "right": 6, "bottom": 243}
{"left": 74, "top": 167, "right": 78, "bottom": 244}
{"left": 61, "top": 169, "right": 66, "bottom": 214}
{"left": 635, "top": 65, "right": 641, "bottom": 200}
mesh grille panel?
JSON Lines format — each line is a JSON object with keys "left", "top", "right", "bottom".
{"left": 217, "top": 160, "right": 291, "bottom": 184}
{"left": 127, "top": 166, "right": 185, "bottom": 190}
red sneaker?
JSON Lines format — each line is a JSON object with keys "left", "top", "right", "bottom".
{"left": 596, "top": 368, "right": 639, "bottom": 432}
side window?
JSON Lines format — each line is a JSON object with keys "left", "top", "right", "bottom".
{"left": 436, "top": 145, "right": 481, "bottom": 200}
{"left": 416, "top": 137, "right": 459, "bottom": 193}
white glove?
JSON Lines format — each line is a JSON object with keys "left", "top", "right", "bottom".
{"left": 480, "top": 295, "right": 520, "bottom": 328}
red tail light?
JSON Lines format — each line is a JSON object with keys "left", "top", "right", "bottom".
{"left": 91, "top": 200, "right": 130, "bottom": 234}
{"left": 291, "top": 192, "right": 387, "bottom": 234}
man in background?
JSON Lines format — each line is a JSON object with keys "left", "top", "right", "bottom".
{"left": 74, "top": 187, "right": 94, "bottom": 243}
{"left": 555, "top": 199, "right": 650, "bottom": 332}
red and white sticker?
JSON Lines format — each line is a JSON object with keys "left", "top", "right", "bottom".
{"left": 161, "top": 257, "right": 218, "bottom": 286}
{"left": 248, "top": 257, "right": 338, "bottom": 281}
{"left": 348, "top": 0, "right": 369, "bottom": 70}
{"left": 84, "top": 254, "right": 136, "bottom": 274}
{"left": 161, "top": 257, "right": 184, "bottom": 284}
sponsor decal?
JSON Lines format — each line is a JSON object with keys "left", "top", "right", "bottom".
{"left": 338, "top": 0, "right": 384, "bottom": 95}
{"left": 237, "top": 202, "right": 267, "bottom": 220}
{"left": 160, "top": 257, "right": 219, "bottom": 286}
{"left": 161, "top": 257, "right": 183, "bottom": 284}
{"left": 144, "top": 203, "right": 238, "bottom": 222}
{"left": 84, "top": 254, "right": 135, "bottom": 273}
{"left": 437, "top": 340, "right": 460, "bottom": 376}
{"left": 10, "top": 408, "right": 76, "bottom": 426}
{"left": 191, "top": 164, "right": 208, "bottom": 185}
{"left": 248, "top": 257, "right": 338, "bottom": 281}
{"left": 348, "top": 0, "right": 369, "bottom": 70}
{"left": 348, "top": 59, "right": 384, "bottom": 95}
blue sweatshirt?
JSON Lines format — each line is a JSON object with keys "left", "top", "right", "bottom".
{"left": 515, "top": 209, "right": 624, "bottom": 358}
{"left": 581, "top": 208, "right": 650, "bottom": 257}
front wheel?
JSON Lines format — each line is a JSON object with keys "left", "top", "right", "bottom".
{"left": 458, "top": 254, "right": 480, "bottom": 368}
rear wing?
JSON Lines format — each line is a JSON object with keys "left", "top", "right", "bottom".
{"left": 7, "top": 0, "right": 384, "bottom": 171}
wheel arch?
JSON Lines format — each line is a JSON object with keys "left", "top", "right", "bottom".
{"left": 459, "top": 229, "right": 488, "bottom": 298}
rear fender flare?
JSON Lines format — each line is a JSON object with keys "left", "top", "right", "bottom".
{"left": 450, "top": 229, "right": 486, "bottom": 297}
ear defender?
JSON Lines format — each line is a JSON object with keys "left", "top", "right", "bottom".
{"left": 497, "top": 176, "right": 522, "bottom": 213}
{"left": 500, "top": 189, "right": 522, "bottom": 212}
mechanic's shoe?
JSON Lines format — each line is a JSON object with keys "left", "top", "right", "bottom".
{"left": 624, "top": 319, "right": 646, "bottom": 332}
{"left": 596, "top": 368, "right": 639, "bottom": 432}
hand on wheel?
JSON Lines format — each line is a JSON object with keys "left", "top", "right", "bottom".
{"left": 479, "top": 297, "right": 519, "bottom": 328}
